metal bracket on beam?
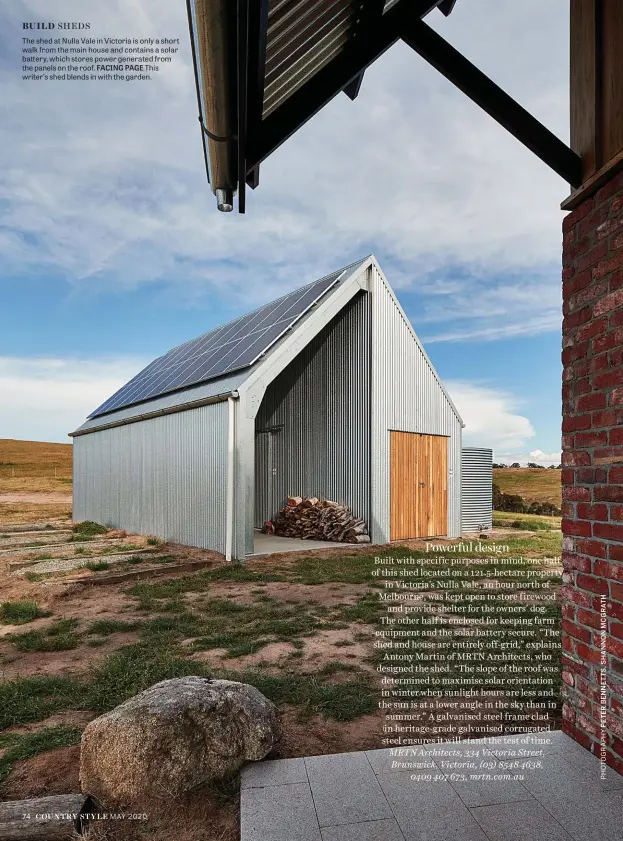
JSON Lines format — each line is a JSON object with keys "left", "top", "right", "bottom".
{"left": 246, "top": 165, "right": 260, "bottom": 189}
{"left": 342, "top": 0, "right": 386, "bottom": 101}
{"left": 438, "top": 0, "right": 459, "bottom": 16}
{"left": 400, "top": 15, "right": 583, "bottom": 187}
{"left": 343, "top": 74, "right": 364, "bottom": 101}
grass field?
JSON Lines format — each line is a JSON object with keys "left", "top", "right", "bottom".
{"left": 0, "top": 441, "right": 563, "bottom": 840}
{"left": 493, "top": 467, "right": 562, "bottom": 507}
{"left": 493, "top": 510, "right": 561, "bottom": 531}
{"left": 0, "top": 439, "right": 72, "bottom": 495}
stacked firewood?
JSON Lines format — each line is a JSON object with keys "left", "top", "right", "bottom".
{"left": 265, "top": 496, "right": 371, "bottom": 543}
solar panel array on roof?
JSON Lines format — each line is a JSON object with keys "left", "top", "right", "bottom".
{"left": 89, "top": 267, "right": 346, "bottom": 418}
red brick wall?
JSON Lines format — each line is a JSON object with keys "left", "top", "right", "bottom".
{"left": 561, "top": 169, "right": 623, "bottom": 774}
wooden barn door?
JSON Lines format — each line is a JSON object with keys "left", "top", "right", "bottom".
{"left": 390, "top": 432, "right": 448, "bottom": 540}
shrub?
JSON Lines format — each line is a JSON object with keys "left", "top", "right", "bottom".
{"left": 72, "top": 521, "right": 108, "bottom": 537}
{"left": 492, "top": 483, "right": 561, "bottom": 517}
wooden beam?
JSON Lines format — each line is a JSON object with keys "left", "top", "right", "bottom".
{"left": 602, "top": 0, "right": 623, "bottom": 165}
{"left": 561, "top": 146, "right": 623, "bottom": 210}
{"left": 570, "top": 0, "right": 602, "bottom": 180}
{"left": 401, "top": 16, "right": 583, "bottom": 187}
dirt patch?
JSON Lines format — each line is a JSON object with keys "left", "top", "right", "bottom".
{"left": 275, "top": 707, "right": 383, "bottom": 757}
{"left": 0, "top": 493, "right": 73, "bottom": 504}
{"left": 188, "top": 640, "right": 297, "bottom": 670}
{"left": 1, "top": 744, "right": 81, "bottom": 798}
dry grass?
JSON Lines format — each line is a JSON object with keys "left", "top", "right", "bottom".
{"left": 493, "top": 467, "right": 562, "bottom": 506}
{"left": 0, "top": 503, "right": 72, "bottom": 525}
{"left": 0, "top": 439, "right": 72, "bottom": 495}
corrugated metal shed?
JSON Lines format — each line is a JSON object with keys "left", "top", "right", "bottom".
{"left": 461, "top": 447, "right": 493, "bottom": 532}
{"left": 72, "top": 255, "right": 464, "bottom": 558}
{"left": 73, "top": 403, "right": 230, "bottom": 551}
{"left": 255, "top": 290, "right": 371, "bottom": 526}
{"left": 370, "top": 262, "right": 462, "bottom": 542}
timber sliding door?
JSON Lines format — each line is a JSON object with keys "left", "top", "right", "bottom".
{"left": 390, "top": 432, "right": 448, "bottom": 539}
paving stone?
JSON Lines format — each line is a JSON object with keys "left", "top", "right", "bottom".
{"left": 485, "top": 730, "right": 565, "bottom": 759}
{"left": 305, "top": 752, "right": 392, "bottom": 827}
{"left": 320, "top": 818, "right": 405, "bottom": 841}
{"left": 447, "top": 756, "right": 532, "bottom": 808}
{"left": 365, "top": 746, "right": 437, "bottom": 775}
{"left": 378, "top": 772, "right": 489, "bottom": 841}
{"left": 520, "top": 749, "right": 623, "bottom": 800}
{"left": 241, "top": 758, "right": 308, "bottom": 789}
{"left": 241, "top": 782, "right": 321, "bottom": 841}
{"left": 528, "top": 789, "right": 623, "bottom": 841}
{"left": 470, "top": 799, "right": 573, "bottom": 841}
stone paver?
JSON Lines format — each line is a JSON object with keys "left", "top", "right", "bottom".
{"left": 241, "top": 782, "right": 321, "bottom": 841}
{"left": 471, "top": 800, "right": 572, "bottom": 841}
{"left": 241, "top": 757, "right": 308, "bottom": 789}
{"left": 378, "top": 772, "right": 489, "bottom": 841}
{"left": 240, "top": 734, "right": 623, "bottom": 841}
{"left": 305, "top": 752, "right": 393, "bottom": 826}
{"left": 320, "top": 818, "right": 405, "bottom": 841}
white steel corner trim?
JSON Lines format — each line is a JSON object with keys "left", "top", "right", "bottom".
{"left": 371, "top": 259, "right": 464, "bottom": 426}
{"left": 225, "top": 395, "right": 236, "bottom": 561}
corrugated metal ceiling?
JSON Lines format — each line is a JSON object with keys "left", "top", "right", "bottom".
{"left": 263, "top": 0, "right": 361, "bottom": 117}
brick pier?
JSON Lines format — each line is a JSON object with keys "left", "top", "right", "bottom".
{"left": 561, "top": 168, "right": 623, "bottom": 773}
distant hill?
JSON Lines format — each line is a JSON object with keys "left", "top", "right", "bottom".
{"left": 0, "top": 438, "right": 72, "bottom": 493}
{"left": 493, "top": 467, "right": 562, "bottom": 507}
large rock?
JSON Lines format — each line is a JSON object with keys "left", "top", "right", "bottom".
{"left": 79, "top": 676, "right": 279, "bottom": 806}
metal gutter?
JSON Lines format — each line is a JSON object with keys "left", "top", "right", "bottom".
{"left": 188, "top": 0, "right": 238, "bottom": 211}
{"left": 69, "top": 390, "right": 239, "bottom": 437}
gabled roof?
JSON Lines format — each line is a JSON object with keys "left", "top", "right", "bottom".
{"left": 72, "top": 255, "right": 462, "bottom": 436}
{"left": 72, "top": 258, "right": 367, "bottom": 434}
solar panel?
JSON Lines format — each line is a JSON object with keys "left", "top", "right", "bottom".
{"left": 89, "top": 267, "right": 347, "bottom": 418}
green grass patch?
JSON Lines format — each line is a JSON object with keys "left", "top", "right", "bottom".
{"left": 85, "top": 560, "right": 110, "bottom": 572}
{"left": 84, "top": 642, "right": 210, "bottom": 712}
{"left": 10, "top": 619, "right": 80, "bottom": 653}
{"left": 0, "top": 600, "right": 50, "bottom": 625}
{"left": 72, "top": 521, "right": 108, "bottom": 537}
{"left": 0, "top": 675, "right": 87, "bottom": 729}
{"left": 0, "top": 727, "right": 83, "bottom": 785}
{"left": 150, "top": 554, "right": 177, "bottom": 564}
{"left": 220, "top": 668, "right": 375, "bottom": 721}
{"left": 87, "top": 619, "right": 141, "bottom": 636}
{"left": 493, "top": 511, "right": 561, "bottom": 531}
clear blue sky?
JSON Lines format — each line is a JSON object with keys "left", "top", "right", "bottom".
{"left": 0, "top": 0, "right": 568, "bottom": 464}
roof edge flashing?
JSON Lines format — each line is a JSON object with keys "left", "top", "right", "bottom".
{"left": 70, "top": 390, "right": 239, "bottom": 438}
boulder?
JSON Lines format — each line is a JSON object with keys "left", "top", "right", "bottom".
{"left": 79, "top": 676, "right": 279, "bottom": 807}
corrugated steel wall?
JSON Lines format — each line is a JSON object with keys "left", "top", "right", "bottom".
{"left": 461, "top": 447, "right": 493, "bottom": 531}
{"left": 72, "top": 402, "right": 230, "bottom": 552}
{"left": 254, "top": 291, "right": 371, "bottom": 526}
{"left": 370, "top": 264, "right": 463, "bottom": 541}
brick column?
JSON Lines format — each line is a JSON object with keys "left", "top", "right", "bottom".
{"left": 561, "top": 169, "right": 623, "bottom": 774}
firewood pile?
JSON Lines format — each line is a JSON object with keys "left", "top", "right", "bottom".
{"left": 265, "top": 496, "right": 371, "bottom": 543}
